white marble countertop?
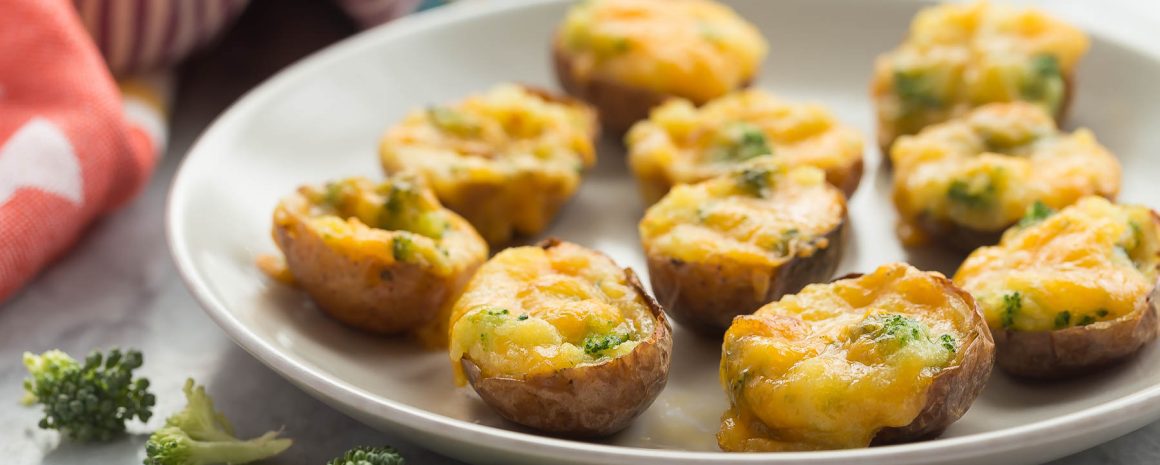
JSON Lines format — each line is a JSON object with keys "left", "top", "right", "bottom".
{"left": 2, "top": 0, "right": 1158, "bottom": 464}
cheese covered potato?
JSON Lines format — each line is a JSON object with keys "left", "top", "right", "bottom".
{"left": 892, "top": 102, "right": 1120, "bottom": 250}
{"left": 719, "top": 263, "right": 994, "bottom": 451}
{"left": 449, "top": 239, "right": 672, "bottom": 436}
{"left": 640, "top": 159, "right": 847, "bottom": 333}
{"left": 954, "top": 197, "right": 1160, "bottom": 378}
{"left": 872, "top": 1, "right": 1089, "bottom": 151}
{"left": 268, "top": 175, "right": 488, "bottom": 344}
{"left": 379, "top": 84, "right": 597, "bottom": 246}
{"left": 554, "top": 0, "right": 767, "bottom": 134}
{"left": 627, "top": 89, "right": 865, "bottom": 204}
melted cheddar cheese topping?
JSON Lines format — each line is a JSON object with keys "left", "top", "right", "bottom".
{"left": 891, "top": 102, "right": 1120, "bottom": 244}
{"left": 379, "top": 84, "right": 596, "bottom": 243}
{"left": 872, "top": 1, "right": 1089, "bottom": 147}
{"left": 558, "top": 0, "right": 767, "bottom": 103}
{"left": 640, "top": 160, "right": 845, "bottom": 281}
{"left": 719, "top": 263, "right": 969, "bottom": 451}
{"left": 954, "top": 197, "right": 1160, "bottom": 332}
{"left": 627, "top": 90, "right": 864, "bottom": 204}
{"left": 272, "top": 176, "right": 485, "bottom": 277}
{"left": 449, "top": 241, "right": 655, "bottom": 384}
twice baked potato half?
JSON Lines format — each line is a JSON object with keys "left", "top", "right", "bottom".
{"left": 379, "top": 84, "right": 597, "bottom": 246}
{"left": 954, "top": 197, "right": 1160, "bottom": 379}
{"left": 719, "top": 263, "right": 994, "bottom": 451}
{"left": 627, "top": 89, "right": 865, "bottom": 205}
{"left": 640, "top": 159, "right": 847, "bottom": 334}
{"left": 872, "top": 1, "right": 1089, "bottom": 152}
{"left": 553, "top": 0, "right": 767, "bottom": 134}
{"left": 892, "top": 102, "right": 1120, "bottom": 251}
{"left": 267, "top": 175, "right": 488, "bottom": 344}
{"left": 448, "top": 239, "right": 672, "bottom": 436}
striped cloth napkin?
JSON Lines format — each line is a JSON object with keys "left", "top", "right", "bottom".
{"left": 0, "top": 0, "right": 425, "bottom": 302}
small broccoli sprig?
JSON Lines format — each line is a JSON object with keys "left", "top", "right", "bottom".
{"left": 327, "top": 446, "right": 406, "bottom": 465}
{"left": 144, "top": 379, "right": 291, "bottom": 465}
{"left": 22, "top": 348, "right": 155, "bottom": 441}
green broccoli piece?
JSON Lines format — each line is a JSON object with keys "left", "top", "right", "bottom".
{"left": 1001, "top": 292, "right": 1022, "bottom": 329}
{"left": 735, "top": 168, "right": 773, "bottom": 198}
{"left": 143, "top": 379, "right": 291, "bottom": 465}
{"left": 894, "top": 70, "right": 943, "bottom": 109}
{"left": 1019, "top": 201, "right": 1055, "bottom": 227}
{"left": 947, "top": 178, "right": 996, "bottom": 210}
{"left": 392, "top": 234, "right": 413, "bottom": 262}
{"left": 1021, "top": 54, "right": 1064, "bottom": 113}
{"left": 861, "top": 314, "right": 925, "bottom": 349}
{"left": 713, "top": 122, "right": 772, "bottom": 162}
{"left": 22, "top": 348, "right": 155, "bottom": 442}
{"left": 327, "top": 446, "right": 406, "bottom": 465}
{"left": 939, "top": 334, "right": 957, "bottom": 354}
{"left": 582, "top": 332, "right": 631, "bottom": 357}
{"left": 1054, "top": 310, "right": 1072, "bottom": 329}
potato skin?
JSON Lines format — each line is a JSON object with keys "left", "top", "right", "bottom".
{"left": 872, "top": 273, "right": 995, "bottom": 444}
{"left": 990, "top": 282, "right": 1159, "bottom": 379}
{"left": 648, "top": 220, "right": 846, "bottom": 335}
{"left": 553, "top": 38, "right": 750, "bottom": 136}
{"left": 461, "top": 241, "right": 673, "bottom": 436}
{"left": 274, "top": 220, "right": 476, "bottom": 334}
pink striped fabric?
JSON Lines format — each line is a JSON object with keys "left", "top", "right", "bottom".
{"left": 74, "top": 0, "right": 248, "bottom": 75}
{"left": 73, "top": 0, "right": 422, "bottom": 75}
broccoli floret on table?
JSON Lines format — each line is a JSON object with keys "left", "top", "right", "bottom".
{"left": 143, "top": 379, "right": 291, "bottom": 465}
{"left": 22, "top": 348, "right": 155, "bottom": 442}
{"left": 327, "top": 445, "right": 407, "bottom": 465}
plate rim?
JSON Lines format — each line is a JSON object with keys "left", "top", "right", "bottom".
{"left": 165, "top": 0, "right": 1160, "bottom": 462}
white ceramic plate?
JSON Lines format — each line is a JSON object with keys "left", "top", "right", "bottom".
{"left": 167, "top": 1, "right": 1160, "bottom": 464}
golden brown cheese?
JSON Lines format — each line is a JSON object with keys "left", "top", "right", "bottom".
{"left": 718, "top": 263, "right": 974, "bottom": 451}
{"left": 891, "top": 102, "right": 1120, "bottom": 245}
{"left": 379, "top": 84, "right": 596, "bottom": 245}
{"left": 872, "top": 1, "right": 1089, "bottom": 149}
{"left": 449, "top": 241, "right": 656, "bottom": 384}
{"left": 557, "top": 0, "right": 767, "bottom": 103}
{"left": 640, "top": 161, "right": 844, "bottom": 283}
{"left": 627, "top": 89, "right": 864, "bottom": 204}
{"left": 955, "top": 197, "right": 1160, "bottom": 332}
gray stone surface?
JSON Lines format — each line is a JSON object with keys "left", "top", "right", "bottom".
{"left": 1, "top": 0, "right": 1157, "bottom": 463}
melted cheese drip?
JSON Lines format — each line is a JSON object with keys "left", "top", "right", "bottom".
{"left": 448, "top": 242, "right": 655, "bottom": 384}
{"left": 718, "top": 263, "right": 970, "bottom": 451}
{"left": 872, "top": 1, "right": 1089, "bottom": 145}
{"left": 627, "top": 89, "right": 864, "bottom": 202}
{"left": 954, "top": 197, "right": 1160, "bottom": 331}
{"left": 558, "top": 0, "right": 767, "bottom": 102}
{"left": 891, "top": 102, "right": 1120, "bottom": 239}
{"left": 639, "top": 162, "right": 845, "bottom": 270}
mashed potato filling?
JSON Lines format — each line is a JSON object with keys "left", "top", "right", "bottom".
{"left": 380, "top": 84, "right": 596, "bottom": 244}
{"left": 449, "top": 242, "right": 655, "bottom": 383}
{"left": 273, "top": 176, "right": 467, "bottom": 276}
{"left": 640, "top": 161, "right": 845, "bottom": 276}
{"left": 718, "top": 263, "right": 968, "bottom": 451}
{"left": 873, "top": 1, "right": 1089, "bottom": 145}
{"left": 558, "top": 0, "right": 766, "bottom": 102}
{"left": 627, "top": 90, "right": 863, "bottom": 203}
{"left": 955, "top": 197, "right": 1160, "bottom": 332}
{"left": 891, "top": 102, "right": 1120, "bottom": 244}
